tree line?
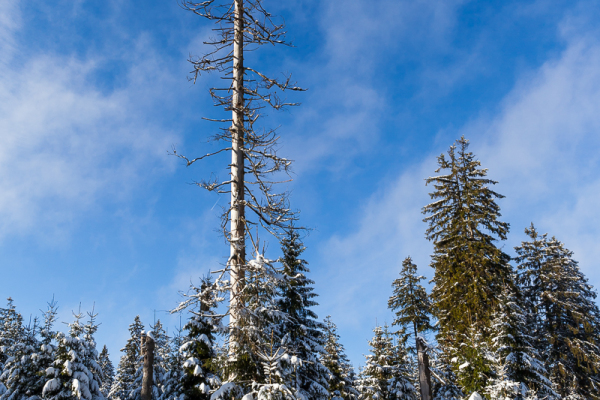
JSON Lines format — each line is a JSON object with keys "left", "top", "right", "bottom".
{"left": 2, "top": 136, "right": 600, "bottom": 400}
{"left": 2, "top": 0, "right": 599, "bottom": 398}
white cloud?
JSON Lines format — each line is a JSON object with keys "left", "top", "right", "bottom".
{"left": 315, "top": 10, "right": 600, "bottom": 366}
{"left": 473, "top": 34, "right": 600, "bottom": 283}
{"left": 0, "top": 7, "right": 179, "bottom": 241}
{"left": 280, "top": 0, "right": 466, "bottom": 175}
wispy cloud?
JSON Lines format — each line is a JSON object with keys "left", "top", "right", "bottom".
{"left": 0, "top": 5, "right": 179, "bottom": 242}
{"left": 315, "top": 5, "right": 600, "bottom": 365}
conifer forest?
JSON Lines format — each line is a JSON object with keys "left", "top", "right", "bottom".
{"left": 2, "top": 1, "right": 600, "bottom": 400}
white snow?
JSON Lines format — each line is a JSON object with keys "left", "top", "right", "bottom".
{"left": 42, "top": 378, "right": 61, "bottom": 396}
{"left": 468, "top": 392, "right": 483, "bottom": 400}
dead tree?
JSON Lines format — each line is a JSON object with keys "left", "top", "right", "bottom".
{"left": 141, "top": 333, "right": 155, "bottom": 400}
{"left": 175, "top": 0, "right": 303, "bottom": 359}
{"left": 417, "top": 337, "right": 433, "bottom": 400}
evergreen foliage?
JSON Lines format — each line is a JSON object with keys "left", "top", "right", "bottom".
{"left": 277, "top": 232, "right": 329, "bottom": 400}
{"left": 516, "top": 226, "right": 600, "bottom": 398}
{"left": 422, "top": 136, "right": 511, "bottom": 392}
{"left": 98, "top": 347, "right": 114, "bottom": 398}
{"left": 109, "top": 316, "right": 144, "bottom": 400}
{"left": 0, "top": 320, "right": 40, "bottom": 400}
{"left": 160, "top": 328, "right": 185, "bottom": 400}
{"left": 542, "top": 237, "right": 599, "bottom": 397}
{"left": 429, "top": 348, "right": 463, "bottom": 400}
{"left": 445, "top": 324, "right": 491, "bottom": 396}
{"left": 174, "top": 277, "right": 222, "bottom": 400}
{"left": 37, "top": 300, "right": 60, "bottom": 398}
{"left": 388, "top": 256, "right": 434, "bottom": 354}
{"left": 0, "top": 298, "right": 24, "bottom": 371}
{"left": 357, "top": 325, "right": 415, "bottom": 400}
{"left": 42, "top": 311, "right": 104, "bottom": 400}
{"left": 483, "top": 284, "right": 556, "bottom": 400}
{"left": 321, "top": 317, "right": 358, "bottom": 400}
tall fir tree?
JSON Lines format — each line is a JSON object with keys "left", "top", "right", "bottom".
{"left": 483, "top": 284, "right": 556, "bottom": 400}
{"left": 321, "top": 316, "right": 358, "bottom": 400}
{"left": 422, "top": 137, "right": 511, "bottom": 393}
{"left": 98, "top": 346, "right": 114, "bottom": 398}
{"left": 109, "top": 316, "right": 144, "bottom": 400}
{"left": 277, "top": 231, "right": 329, "bottom": 400}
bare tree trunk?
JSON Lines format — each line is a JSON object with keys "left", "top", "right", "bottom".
{"left": 416, "top": 336, "right": 433, "bottom": 400}
{"left": 229, "top": 0, "right": 246, "bottom": 359}
{"left": 141, "top": 334, "right": 155, "bottom": 400}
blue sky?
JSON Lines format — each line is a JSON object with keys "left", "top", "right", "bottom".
{"left": 2, "top": 0, "right": 600, "bottom": 368}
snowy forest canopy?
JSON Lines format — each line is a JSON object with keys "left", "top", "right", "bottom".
{"left": 2, "top": 137, "right": 600, "bottom": 400}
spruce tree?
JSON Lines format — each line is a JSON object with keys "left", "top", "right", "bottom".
{"left": 384, "top": 327, "right": 416, "bottom": 400}
{"left": 160, "top": 328, "right": 185, "bottom": 400}
{"left": 42, "top": 311, "right": 104, "bottom": 400}
{"left": 422, "top": 136, "right": 511, "bottom": 393}
{"left": 0, "top": 319, "right": 41, "bottom": 400}
{"left": 388, "top": 257, "right": 434, "bottom": 345}
{"left": 483, "top": 285, "right": 556, "bottom": 400}
{"left": 277, "top": 232, "right": 329, "bottom": 400}
{"left": 321, "top": 316, "right": 358, "bottom": 400}
{"left": 98, "top": 346, "right": 114, "bottom": 398}
{"left": 357, "top": 326, "right": 389, "bottom": 400}
{"left": 174, "top": 277, "right": 222, "bottom": 400}
{"left": 514, "top": 224, "right": 547, "bottom": 352}
{"left": 540, "top": 237, "right": 600, "bottom": 398}
{"left": 516, "top": 227, "right": 600, "bottom": 398}
{"left": 109, "top": 316, "right": 144, "bottom": 400}
{"left": 388, "top": 256, "right": 434, "bottom": 399}
{"left": 36, "top": 299, "right": 60, "bottom": 398}
{"left": 358, "top": 325, "right": 415, "bottom": 400}
{"left": 429, "top": 348, "right": 463, "bottom": 400}
{"left": 234, "top": 254, "right": 299, "bottom": 400}
{"left": 0, "top": 298, "right": 24, "bottom": 371}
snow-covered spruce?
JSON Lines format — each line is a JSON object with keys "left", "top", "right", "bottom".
{"left": 109, "top": 316, "right": 144, "bottom": 400}
{"left": 159, "top": 328, "right": 185, "bottom": 400}
{"left": 0, "top": 298, "right": 24, "bottom": 373}
{"left": 321, "top": 316, "right": 358, "bottom": 400}
{"left": 98, "top": 346, "right": 114, "bottom": 398}
{"left": 483, "top": 284, "right": 557, "bottom": 400}
{"left": 172, "top": 276, "right": 223, "bottom": 400}
{"left": 533, "top": 235, "right": 600, "bottom": 398}
{"left": 42, "top": 311, "right": 104, "bottom": 400}
{"left": 1, "top": 298, "right": 60, "bottom": 400}
{"left": 357, "top": 325, "right": 415, "bottom": 400}
{"left": 0, "top": 319, "right": 40, "bottom": 400}
{"left": 276, "top": 232, "right": 329, "bottom": 400}
{"left": 429, "top": 346, "right": 463, "bottom": 400}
